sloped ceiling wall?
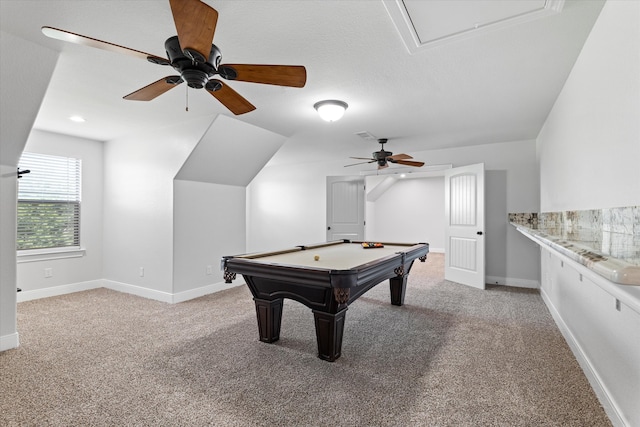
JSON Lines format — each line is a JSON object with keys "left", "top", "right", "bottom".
{"left": 0, "top": 31, "right": 58, "bottom": 165}
{"left": 175, "top": 115, "right": 286, "bottom": 187}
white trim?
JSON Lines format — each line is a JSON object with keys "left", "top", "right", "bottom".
{"left": 17, "top": 247, "right": 86, "bottom": 263}
{"left": 428, "top": 247, "right": 445, "bottom": 254}
{"left": 0, "top": 332, "right": 19, "bottom": 352}
{"left": 102, "top": 280, "right": 244, "bottom": 304}
{"left": 383, "top": 0, "right": 564, "bottom": 54}
{"left": 102, "top": 280, "right": 174, "bottom": 303}
{"left": 486, "top": 275, "right": 540, "bottom": 289}
{"left": 541, "top": 288, "right": 627, "bottom": 427}
{"left": 172, "top": 280, "right": 245, "bottom": 303}
{"left": 17, "top": 279, "right": 102, "bottom": 302}
{"left": 15, "top": 279, "right": 246, "bottom": 305}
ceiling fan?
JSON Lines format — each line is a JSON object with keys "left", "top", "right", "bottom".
{"left": 41, "top": 0, "right": 306, "bottom": 115}
{"left": 345, "top": 139, "right": 425, "bottom": 170}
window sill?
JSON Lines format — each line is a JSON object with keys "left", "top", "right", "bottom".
{"left": 17, "top": 247, "right": 86, "bottom": 263}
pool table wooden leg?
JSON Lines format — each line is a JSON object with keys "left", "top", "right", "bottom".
{"left": 253, "top": 298, "right": 284, "bottom": 343}
{"left": 312, "top": 308, "right": 347, "bottom": 362}
{"left": 389, "top": 275, "right": 408, "bottom": 306}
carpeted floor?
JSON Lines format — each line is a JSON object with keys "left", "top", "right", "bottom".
{"left": 0, "top": 254, "right": 611, "bottom": 426}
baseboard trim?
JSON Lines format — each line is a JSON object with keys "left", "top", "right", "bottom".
{"left": 14, "top": 278, "right": 244, "bottom": 305}
{"left": 540, "top": 288, "right": 627, "bottom": 427}
{"left": 17, "top": 280, "right": 103, "bottom": 302}
{"left": 486, "top": 275, "right": 540, "bottom": 289}
{"left": 0, "top": 332, "right": 19, "bottom": 352}
{"left": 101, "top": 280, "right": 244, "bottom": 304}
{"left": 102, "top": 280, "right": 174, "bottom": 303}
{"left": 172, "top": 281, "right": 244, "bottom": 303}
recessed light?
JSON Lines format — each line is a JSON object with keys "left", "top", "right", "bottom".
{"left": 69, "top": 115, "right": 86, "bottom": 123}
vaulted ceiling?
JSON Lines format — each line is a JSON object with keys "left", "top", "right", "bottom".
{"left": 0, "top": 0, "right": 604, "bottom": 167}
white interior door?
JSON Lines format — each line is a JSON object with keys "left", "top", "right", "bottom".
{"left": 326, "top": 176, "right": 365, "bottom": 241}
{"left": 444, "top": 163, "right": 485, "bottom": 289}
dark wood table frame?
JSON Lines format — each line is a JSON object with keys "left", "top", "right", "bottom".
{"left": 222, "top": 240, "right": 429, "bottom": 361}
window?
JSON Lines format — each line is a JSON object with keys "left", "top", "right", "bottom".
{"left": 17, "top": 152, "right": 81, "bottom": 251}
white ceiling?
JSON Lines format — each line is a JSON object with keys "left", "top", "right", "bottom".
{"left": 0, "top": 0, "right": 604, "bottom": 168}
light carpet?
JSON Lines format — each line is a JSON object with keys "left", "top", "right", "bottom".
{"left": 0, "top": 254, "right": 610, "bottom": 426}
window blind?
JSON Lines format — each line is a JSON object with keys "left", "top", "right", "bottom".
{"left": 17, "top": 152, "right": 81, "bottom": 250}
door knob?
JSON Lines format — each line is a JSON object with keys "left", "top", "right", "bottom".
{"left": 327, "top": 226, "right": 331, "bottom": 230}
{"left": 477, "top": 231, "right": 483, "bottom": 235}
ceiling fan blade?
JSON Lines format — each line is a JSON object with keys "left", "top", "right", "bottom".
{"left": 219, "top": 64, "right": 307, "bottom": 87}
{"left": 206, "top": 80, "right": 256, "bottom": 115}
{"left": 123, "top": 76, "right": 182, "bottom": 101}
{"left": 344, "top": 160, "right": 377, "bottom": 167}
{"left": 387, "top": 153, "right": 413, "bottom": 161}
{"left": 169, "top": 0, "right": 218, "bottom": 63}
{"left": 392, "top": 159, "right": 425, "bottom": 167}
{"left": 41, "top": 26, "right": 170, "bottom": 65}
{"left": 349, "top": 157, "right": 376, "bottom": 161}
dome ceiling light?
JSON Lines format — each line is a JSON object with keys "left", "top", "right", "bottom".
{"left": 314, "top": 100, "right": 348, "bottom": 122}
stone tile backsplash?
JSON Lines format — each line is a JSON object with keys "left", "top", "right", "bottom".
{"left": 510, "top": 206, "right": 640, "bottom": 236}
{"left": 509, "top": 206, "right": 640, "bottom": 265}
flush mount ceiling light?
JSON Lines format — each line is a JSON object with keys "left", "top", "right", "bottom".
{"left": 314, "top": 100, "right": 348, "bottom": 122}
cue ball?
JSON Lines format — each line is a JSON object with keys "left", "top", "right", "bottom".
{"left": 314, "top": 255, "right": 320, "bottom": 261}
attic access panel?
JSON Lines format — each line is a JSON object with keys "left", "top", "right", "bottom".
{"left": 384, "top": 0, "right": 564, "bottom": 53}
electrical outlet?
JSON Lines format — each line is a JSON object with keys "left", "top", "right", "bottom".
{"left": 44, "top": 268, "right": 53, "bottom": 278}
{"left": 139, "top": 267, "right": 144, "bottom": 277}
{"left": 206, "top": 265, "right": 213, "bottom": 275}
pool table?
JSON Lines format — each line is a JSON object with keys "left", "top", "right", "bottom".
{"left": 221, "top": 240, "right": 429, "bottom": 361}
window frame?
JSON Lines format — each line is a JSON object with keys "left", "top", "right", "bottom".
{"left": 16, "top": 152, "right": 83, "bottom": 259}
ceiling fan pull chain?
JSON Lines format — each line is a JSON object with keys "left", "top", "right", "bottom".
{"left": 185, "top": 85, "right": 189, "bottom": 112}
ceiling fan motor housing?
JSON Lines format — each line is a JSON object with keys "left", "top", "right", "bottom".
{"left": 374, "top": 150, "right": 393, "bottom": 166}
{"left": 164, "top": 36, "right": 221, "bottom": 89}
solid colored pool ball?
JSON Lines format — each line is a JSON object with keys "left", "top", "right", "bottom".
{"left": 314, "top": 255, "right": 320, "bottom": 261}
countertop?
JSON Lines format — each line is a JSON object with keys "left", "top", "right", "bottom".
{"left": 510, "top": 222, "right": 640, "bottom": 286}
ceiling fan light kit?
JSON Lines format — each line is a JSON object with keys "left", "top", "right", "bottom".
{"left": 41, "top": 0, "right": 307, "bottom": 115}
{"left": 314, "top": 100, "right": 348, "bottom": 122}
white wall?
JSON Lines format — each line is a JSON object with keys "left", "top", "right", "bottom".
{"left": 536, "top": 1, "right": 640, "bottom": 425}
{"left": 173, "top": 180, "right": 246, "bottom": 295}
{"left": 366, "top": 176, "right": 445, "bottom": 251}
{"left": 247, "top": 161, "right": 336, "bottom": 252}
{"left": 537, "top": 1, "right": 640, "bottom": 212}
{"left": 248, "top": 139, "right": 540, "bottom": 285}
{"left": 6, "top": 111, "right": 281, "bottom": 308}
{"left": 103, "top": 114, "right": 280, "bottom": 301}
{"left": 0, "top": 164, "right": 20, "bottom": 350}
{"left": 16, "top": 131, "right": 103, "bottom": 295}
{"left": 102, "top": 116, "right": 213, "bottom": 296}
{"left": 0, "top": 31, "right": 58, "bottom": 351}
{"left": 172, "top": 114, "right": 288, "bottom": 298}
